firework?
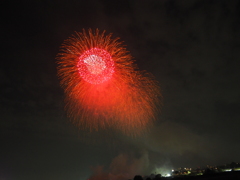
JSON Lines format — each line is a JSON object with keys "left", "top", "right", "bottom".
{"left": 57, "top": 29, "right": 160, "bottom": 136}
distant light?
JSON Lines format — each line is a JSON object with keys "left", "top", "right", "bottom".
{"left": 223, "top": 169, "right": 232, "bottom": 172}
{"left": 234, "top": 168, "right": 240, "bottom": 171}
{"left": 162, "top": 174, "right": 171, "bottom": 177}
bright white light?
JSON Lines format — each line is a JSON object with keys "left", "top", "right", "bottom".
{"left": 153, "top": 166, "right": 172, "bottom": 178}
{"left": 165, "top": 174, "right": 171, "bottom": 177}
{"left": 223, "top": 169, "right": 232, "bottom": 172}
{"left": 162, "top": 173, "right": 171, "bottom": 177}
{"left": 84, "top": 55, "right": 106, "bottom": 74}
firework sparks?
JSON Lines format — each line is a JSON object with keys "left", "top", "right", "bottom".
{"left": 57, "top": 29, "right": 160, "bottom": 136}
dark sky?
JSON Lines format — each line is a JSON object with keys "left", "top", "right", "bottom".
{"left": 1, "top": 0, "right": 240, "bottom": 180}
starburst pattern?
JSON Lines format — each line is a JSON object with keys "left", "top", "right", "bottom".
{"left": 57, "top": 29, "right": 160, "bottom": 136}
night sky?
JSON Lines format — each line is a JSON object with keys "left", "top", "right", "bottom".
{"left": 1, "top": 1, "right": 240, "bottom": 180}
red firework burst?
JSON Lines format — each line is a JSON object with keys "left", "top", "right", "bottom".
{"left": 57, "top": 29, "right": 160, "bottom": 136}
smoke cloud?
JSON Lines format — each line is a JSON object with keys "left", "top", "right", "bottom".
{"left": 88, "top": 151, "right": 149, "bottom": 180}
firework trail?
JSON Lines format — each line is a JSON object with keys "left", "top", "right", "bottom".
{"left": 57, "top": 29, "right": 160, "bottom": 136}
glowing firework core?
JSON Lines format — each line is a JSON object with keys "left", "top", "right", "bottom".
{"left": 77, "top": 47, "right": 115, "bottom": 84}
{"left": 84, "top": 55, "right": 106, "bottom": 74}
